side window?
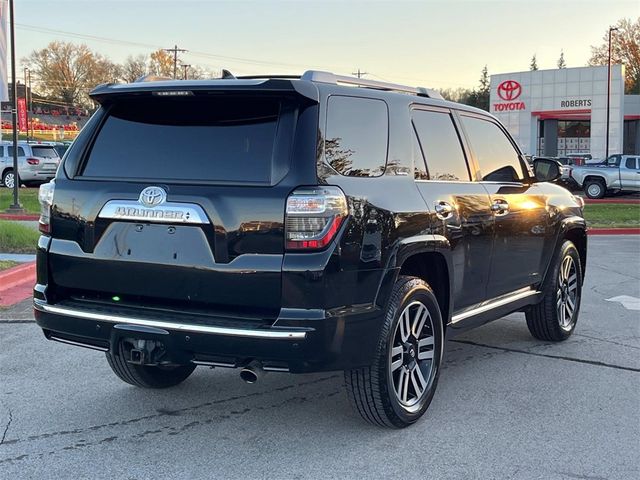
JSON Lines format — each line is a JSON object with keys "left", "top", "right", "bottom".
{"left": 325, "top": 96, "right": 388, "bottom": 177}
{"left": 460, "top": 115, "right": 525, "bottom": 182}
{"left": 412, "top": 127, "right": 428, "bottom": 180}
{"left": 8, "top": 146, "right": 26, "bottom": 157}
{"left": 625, "top": 157, "right": 638, "bottom": 170}
{"left": 412, "top": 110, "right": 470, "bottom": 181}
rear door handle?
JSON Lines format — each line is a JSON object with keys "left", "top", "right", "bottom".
{"left": 434, "top": 201, "right": 454, "bottom": 219}
{"left": 491, "top": 199, "right": 509, "bottom": 215}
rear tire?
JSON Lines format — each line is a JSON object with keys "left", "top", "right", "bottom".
{"left": 584, "top": 179, "right": 605, "bottom": 199}
{"left": 345, "top": 275, "right": 444, "bottom": 428}
{"left": 526, "top": 240, "right": 582, "bottom": 341}
{"left": 106, "top": 343, "right": 196, "bottom": 389}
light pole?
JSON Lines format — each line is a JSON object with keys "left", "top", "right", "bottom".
{"left": 6, "top": 0, "right": 24, "bottom": 213}
{"left": 23, "top": 67, "right": 29, "bottom": 141}
{"left": 605, "top": 26, "right": 619, "bottom": 160}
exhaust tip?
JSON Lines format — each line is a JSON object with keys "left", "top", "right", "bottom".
{"left": 240, "top": 368, "right": 259, "bottom": 384}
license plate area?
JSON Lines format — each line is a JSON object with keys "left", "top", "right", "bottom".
{"left": 93, "top": 222, "right": 215, "bottom": 266}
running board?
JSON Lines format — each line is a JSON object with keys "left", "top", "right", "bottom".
{"left": 451, "top": 287, "right": 539, "bottom": 324}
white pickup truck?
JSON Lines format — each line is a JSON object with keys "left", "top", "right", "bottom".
{"left": 570, "top": 154, "right": 640, "bottom": 198}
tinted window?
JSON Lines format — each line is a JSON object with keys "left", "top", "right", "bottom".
{"left": 82, "top": 97, "right": 282, "bottom": 183}
{"left": 626, "top": 157, "right": 638, "bottom": 169}
{"left": 325, "top": 96, "right": 388, "bottom": 177}
{"left": 31, "top": 146, "right": 59, "bottom": 158}
{"left": 607, "top": 155, "right": 621, "bottom": 167}
{"left": 461, "top": 115, "right": 525, "bottom": 182}
{"left": 412, "top": 110, "right": 469, "bottom": 181}
{"left": 412, "top": 128, "right": 428, "bottom": 180}
{"left": 8, "top": 147, "right": 25, "bottom": 157}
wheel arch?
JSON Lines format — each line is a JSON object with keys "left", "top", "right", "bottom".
{"left": 375, "top": 235, "right": 453, "bottom": 326}
{"left": 541, "top": 217, "right": 587, "bottom": 288}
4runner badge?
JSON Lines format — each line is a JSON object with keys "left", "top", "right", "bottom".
{"left": 139, "top": 186, "right": 167, "bottom": 208}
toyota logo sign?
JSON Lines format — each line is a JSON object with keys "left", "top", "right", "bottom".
{"left": 497, "top": 80, "right": 522, "bottom": 101}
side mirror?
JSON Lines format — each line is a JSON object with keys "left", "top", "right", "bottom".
{"left": 532, "top": 158, "right": 561, "bottom": 182}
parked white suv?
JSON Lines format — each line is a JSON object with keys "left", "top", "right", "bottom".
{"left": 0, "top": 141, "right": 61, "bottom": 188}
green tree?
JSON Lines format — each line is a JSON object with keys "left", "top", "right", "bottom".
{"left": 589, "top": 17, "right": 640, "bottom": 94}
{"left": 24, "top": 41, "right": 119, "bottom": 107}
{"left": 557, "top": 50, "right": 566, "bottom": 69}
{"left": 530, "top": 54, "right": 539, "bottom": 71}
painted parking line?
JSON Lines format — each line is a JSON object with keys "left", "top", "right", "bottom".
{"left": 605, "top": 295, "right": 640, "bottom": 311}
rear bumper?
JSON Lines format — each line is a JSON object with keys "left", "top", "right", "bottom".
{"left": 33, "top": 297, "right": 384, "bottom": 373}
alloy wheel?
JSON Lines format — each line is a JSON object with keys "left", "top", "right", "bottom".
{"left": 587, "top": 183, "right": 601, "bottom": 198}
{"left": 389, "top": 301, "right": 435, "bottom": 410}
{"left": 3, "top": 172, "right": 15, "bottom": 189}
{"left": 557, "top": 255, "right": 578, "bottom": 330}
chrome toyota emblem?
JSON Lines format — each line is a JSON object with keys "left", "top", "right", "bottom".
{"left": 138, "top": 186, "right": 167, "bottom": 208}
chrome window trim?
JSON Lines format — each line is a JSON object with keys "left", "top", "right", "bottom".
{"left": 34, "top": 300, "right": 307, "bottom": 340}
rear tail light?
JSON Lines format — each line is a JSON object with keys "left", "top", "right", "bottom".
{"left": 27, "top": 157, "right": 40, "bottom": 165}
{"left": 285, "top": 186, "right": 348, "bottom": 250}
{"left": 38, "top": 181, "right": 55, "bottom": 234}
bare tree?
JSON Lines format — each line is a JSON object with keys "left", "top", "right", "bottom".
{"left": 121, "top": 54, "right": 148, "bottom": 82}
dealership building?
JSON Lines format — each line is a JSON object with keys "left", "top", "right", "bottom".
{"left": 490, "top": 65, "right": 640, "bottom": 159}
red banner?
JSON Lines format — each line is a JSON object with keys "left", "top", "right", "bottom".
{"left": 17, "top": 97, "right": 27, "bottom": 132}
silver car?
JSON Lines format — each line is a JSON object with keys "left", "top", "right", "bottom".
{"left": 1, "top": 142, "right": 61, "bottom": 188}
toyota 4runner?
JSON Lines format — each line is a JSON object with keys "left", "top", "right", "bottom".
{"left": 34, "top": 71, "right": 587, "bottom": 428}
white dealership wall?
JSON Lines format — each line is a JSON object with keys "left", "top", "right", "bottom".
{"left": 490, "top": 65, "right": 625, "bottom": 158}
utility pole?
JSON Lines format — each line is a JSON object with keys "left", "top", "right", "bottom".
{"left": 352, "top": 68, "right": 368, "bottom": 79}
{"left": 164, "top": 45, "right": 187, "bottom": 79}
{"left": 181, "top": 64, "right": 191, "bottom": 80}
{"left": 605, "top": 26, "right": 619, "bottom": 160}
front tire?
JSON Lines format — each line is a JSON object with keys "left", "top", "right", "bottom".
{"left": 584, "top": 179, "right": 605, "bottom": 199}
{"left": 345, "top": 276, "right": 444, "bottom": 428}
{"left": 106, "top": 342, "right": 196, "bottom": 388}
{"left": 526, "top": 240, "right": 582, "bottom": 341}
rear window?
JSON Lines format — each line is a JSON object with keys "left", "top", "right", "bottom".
{"left": 325, "top": 96, "right": 388, "bottom": 177}
{"left": 81, "top": 97, "right": 282, "bottom": 183}
{"left": 31, "top": 146, "right": 59, "bottom": 158}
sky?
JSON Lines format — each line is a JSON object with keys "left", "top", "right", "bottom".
{"left": 13, "top": 0, "right": 640, "bottom": 90}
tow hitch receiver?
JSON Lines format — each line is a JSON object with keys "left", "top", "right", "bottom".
{"left": 124, "top": 338, "right": 166, "bottom": 366}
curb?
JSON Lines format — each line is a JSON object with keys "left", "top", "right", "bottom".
{"left": 583, "top": 199, "right": 640, "bottom": 205}
{"left": 588, "top": 228, "right": 640, "bottom": 235}
{"left": 0, "top": 261, "right": 36, "bottom": 290}
{"left": 0, "top": 261, "right": 35, "bottom": 307}
{"left": 0, "top": 214, "right": 39, "bottom": 221}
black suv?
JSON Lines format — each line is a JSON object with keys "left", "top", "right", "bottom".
{"left": 34, "top": 71, "right": 587, "bottom": 428}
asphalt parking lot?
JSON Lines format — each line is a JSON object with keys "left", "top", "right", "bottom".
{"left": 0, "top": 236, "right": 638, "bottom": 479}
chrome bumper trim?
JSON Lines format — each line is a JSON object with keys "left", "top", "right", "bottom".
{"left": 34, "top": 300, "right": 307, "bottom": 340}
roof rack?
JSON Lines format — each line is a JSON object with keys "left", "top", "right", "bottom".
{"left": 300, "top": 70, "right": 443, "bottom": 99}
